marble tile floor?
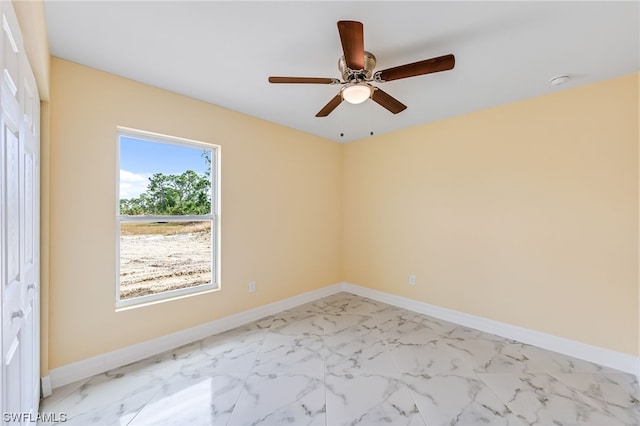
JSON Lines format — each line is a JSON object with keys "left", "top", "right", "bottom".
{"left": 39, "top": 292, "right": 639, "bottom": 425}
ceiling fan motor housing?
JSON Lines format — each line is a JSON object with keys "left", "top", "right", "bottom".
{"left": 339, "top": 51, "right": 377, "bottom": 81}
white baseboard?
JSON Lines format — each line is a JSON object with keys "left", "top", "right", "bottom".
{"left": 40, "top": 375, "right": 52, "bottom": 398}
{"left": 342, "top": 283, "right": 640, "bottom": 377}
{"left": 46, "top": 281, "right": 639, "bottom": 389}
{"left": 47, "top": 283, "right": 344, "bottom": 389}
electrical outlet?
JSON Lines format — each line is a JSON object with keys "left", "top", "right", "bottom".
{"left": 249, "top": 281, "right": 256, "bottom": 293}
{"left": 409, "top": 274, "right": 416, "bottom": 286}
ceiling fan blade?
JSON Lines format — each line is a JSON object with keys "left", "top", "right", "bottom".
{"left": 376, "top": 54, "right": 455, "bottom": 82}
{"left": 316, "top": 94, "right": 343, "bottom": 117}
{"left": 337, "top": 20, "right": 365, "bottom": 70}
{"left": 371, "top": 88, "right": 407, "bottom": 114}
{"left": 269, "top": 77, "right": 340, "bottom": 84}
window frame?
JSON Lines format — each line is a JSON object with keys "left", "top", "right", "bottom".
{"left": 115, "top": 127, "right": 220, "bottom": 309}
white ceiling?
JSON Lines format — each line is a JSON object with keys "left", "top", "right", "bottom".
{"left": 43, "top": 1, "right": 639, "bottom": 142}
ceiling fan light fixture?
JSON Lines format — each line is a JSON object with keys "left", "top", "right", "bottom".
{"left": 342, "top": 83, "right": 372, "bottom": 104}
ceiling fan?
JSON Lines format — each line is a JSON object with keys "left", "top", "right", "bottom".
{"left": 268, "top": 20, "right": 455, "bottom": 117}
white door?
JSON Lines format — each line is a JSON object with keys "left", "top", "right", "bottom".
{"left": 1, "top": 1, "right": 40, "bottom": 423}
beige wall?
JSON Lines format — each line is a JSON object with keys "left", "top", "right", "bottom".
{"left": 344, "top": 73, "right": 639, "bottom": 355}
{"left": 46, "top": 62, "right": 640, "bottom": 369}
{"left": 48, "top": 58, "right": 343, "bottom": 369}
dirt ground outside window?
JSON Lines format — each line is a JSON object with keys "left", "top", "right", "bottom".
{"left": 119, "top": 222, "right": 212, "bottom": 299}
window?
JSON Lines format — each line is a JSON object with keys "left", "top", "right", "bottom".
{"left": 116, "top": 128, "right": 219, "bottom": 308}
